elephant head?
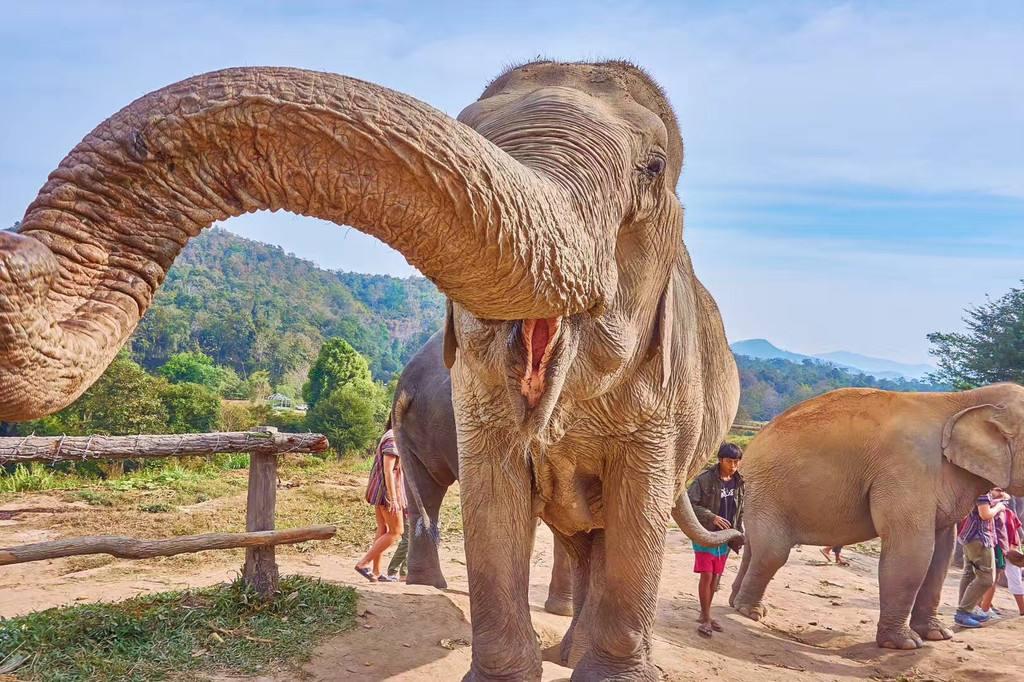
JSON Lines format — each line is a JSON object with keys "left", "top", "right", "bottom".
{"left": 442, "top": 61, "right": 687, "bottom": 434}
{"left": 942, "top": 383, "right": 1024, "bottom": 495}
{"left": 0, "top": 63, "right": 662, "bottom": 421}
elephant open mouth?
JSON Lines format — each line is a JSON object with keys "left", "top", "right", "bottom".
{"left": 521, "top": 317, "right": 561, "bottom": 408}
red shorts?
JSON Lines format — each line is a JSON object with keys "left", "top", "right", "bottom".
{"left": 693, "top": 550, "right": 728, "bottom": 575}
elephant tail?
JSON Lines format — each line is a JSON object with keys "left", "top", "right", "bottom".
{"left": 392, "top": 388, "right": 440, "bottom": 545}
{"left": 671, "top": 491, "right": 743, "bottom": 548}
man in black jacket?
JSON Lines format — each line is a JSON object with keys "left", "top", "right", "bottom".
{"left": 687, "top": 442, "right": 744, "bottom": 637}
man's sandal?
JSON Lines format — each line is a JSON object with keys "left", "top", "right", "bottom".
{"left": 697, "top": 622, "right": 713, "bottom": 637}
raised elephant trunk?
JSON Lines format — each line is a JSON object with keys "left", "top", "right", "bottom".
{"left": 0, "top": 67, "right": 615, "bottom": 421}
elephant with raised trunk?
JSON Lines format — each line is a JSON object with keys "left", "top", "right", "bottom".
{"left": 730, "top": 384, "right": 1024, "bottom": 650}
{"left": 392, "top": 330, "right": 574, "bottom": 616}
{"left": 2, "top": 60, "right": 740, "bottom": 680}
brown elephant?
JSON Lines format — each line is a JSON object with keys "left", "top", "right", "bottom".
{"left": 729, "top": 383, "right": 1024, "bottom": 650}
{"left": 1, "top": 60, "right": 740, "bottom": 680}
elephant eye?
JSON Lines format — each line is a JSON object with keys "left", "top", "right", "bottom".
{"left": 643, "top": 155, "right": 666, "bottom": 178}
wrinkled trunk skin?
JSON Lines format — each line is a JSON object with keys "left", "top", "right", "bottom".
{"left": 1, "top": 67, "right": 614, "bottom": 421}
{"left": 670, "top": 492, "right": 743, "bottom": 548}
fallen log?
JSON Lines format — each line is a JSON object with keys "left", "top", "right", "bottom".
{"left": 0, "top": 526, "right": 336, "bottom": 566}
{"left": 0, "top": 430, "right": 328, "bottom": 464}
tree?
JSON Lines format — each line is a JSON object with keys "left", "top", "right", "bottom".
{"left": 245, "top": 370, "right": 273, "bottom": 402}
{"left": 158, "top": 351, "right": 228, "bottom": 390}
{"left": 160, "top": 382, "right": 221, "bottom": 433}
{"left": 303, "top": 338, "right": 373, "bottom": 408}
{"left": 306, "top": 382, "right": 384, "bottom": 455}
{"left": 57, "top": 352, "right": 169, "bottom": 436}
{"left": 927, "top": 281, "right": 1024, "bottom": 389}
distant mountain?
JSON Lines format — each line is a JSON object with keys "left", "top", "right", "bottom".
{"left": 730, "top": 339, "right": 934, "bottom": 380}
{"left": 729, "top": 339, "right": 822, "bottom": 365}
{"left": 815, "top": 351, "right": 934, "bottom": 380}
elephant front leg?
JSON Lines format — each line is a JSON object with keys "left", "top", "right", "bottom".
{"left": 572, "top": 450, "right": 672, "bottom": 682}
{"left": 545, "top": 533, "right": 575, "bottom": 616}
{"left": 875, "top": 528, "right": 935, "bottom": 650}
{"left": 910, "top": 525, "right": 956, "bottom": 642}
{"left": 460, "top": 445, "right": 541, "bottom": 681}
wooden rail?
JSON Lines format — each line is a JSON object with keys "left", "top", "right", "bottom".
{"left": 0, "top": 431, "right": 328, "bottom": 464}
{"left": 0, "top": 527, "right": 335, "bottom": 566}
{"left": 0, "top": 427, "right": 334, "bottom": 598}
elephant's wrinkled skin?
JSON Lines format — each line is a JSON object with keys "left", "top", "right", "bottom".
{"left": 730, "top": 384, "right": 1024, "bottom": 650}
{"left": 392, "top": 331, "right": 574, "bottom": 615}
{"left": 2, "top": 60, "right": 741, "bottom": 680}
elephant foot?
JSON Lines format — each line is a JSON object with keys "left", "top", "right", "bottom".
{"left": 911, "top": 618, "right": 953, "bottom": 641}
{"left": 406, "top": 573, "right": 448, "bottom": 590}
{"left": 462, "top": 660, "right": 542, "bottom": 682}
{"left": 877, "top": 624, "right": 924, "bottom": 650}
{"left": 544, "top": 595, "right": 573, "bottom": 617}
{"left": 735, "top": 602, "right": 768, "bottom": 621}
{"left": 571, "top": 656, "right": 659, "bottom": 682}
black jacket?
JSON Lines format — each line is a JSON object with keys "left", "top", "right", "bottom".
{"left": 687, "top": 465, "right": 744, "bottom": 534}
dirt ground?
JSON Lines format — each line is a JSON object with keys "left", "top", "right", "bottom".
{"left": 2, "top": 493, "right": 1023, "bottom": 681}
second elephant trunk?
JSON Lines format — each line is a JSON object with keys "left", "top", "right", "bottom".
{"left": 671, "top": 493, "right": 743, "bottom": 548}
{"left": 0, "top": 67, "right": 615, "bottom": 421}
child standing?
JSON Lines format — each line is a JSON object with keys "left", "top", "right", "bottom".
{"left": 687, "top": 442, "right": 744, "bottom": 638}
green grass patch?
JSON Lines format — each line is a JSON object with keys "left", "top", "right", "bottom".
{"left": 74, "top": 490, "right": 115, "bottom": 507}
{"left": 0, "top": 464, "right": 79, "bottom": 494}
{"left": 0, "top": 575, "right": 357, "bottom": 681}
{"left": 212, "top": 452, "right": 251, "bottom": 470}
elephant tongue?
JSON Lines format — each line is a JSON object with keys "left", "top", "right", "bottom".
{"left": 521, "top": 318, "right": 560, "bottom": 408}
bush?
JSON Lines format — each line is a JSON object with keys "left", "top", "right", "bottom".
{"left": 160, "top": 382, "right": 221, "bottom": 433}
{"left": 306, "top": 381, "right": 385, "bottom": 456}
{"left": 218, "top": 402, "right": 271, "bottom": 432}
{"left": 265, "top": 410, "right": 308, "bottom": 433}
{"left": 303, "top": 339, "right": 373, "bottom": 409}
{"left": 157, "top": 351, "right": 235, "bottom": 393}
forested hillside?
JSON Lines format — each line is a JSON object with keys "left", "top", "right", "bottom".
{"left": 735, "top": 355, "right": 944, "bottom": 421}
{"left": 129, "top": 228, "right": 445, "bottom": 389}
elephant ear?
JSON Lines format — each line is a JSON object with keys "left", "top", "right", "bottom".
{"left": 649, "top": 276, "right": 674, "bottom": 389}
{"left": 442, "top": 299, "right": 458, "bottom": 370}
{"left": 942, "top": 403, "right": 1013, "bottom": 488}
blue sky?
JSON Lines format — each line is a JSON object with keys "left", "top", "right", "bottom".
{"left": 2, "top": 1, "right": 1022, "bottom": 364}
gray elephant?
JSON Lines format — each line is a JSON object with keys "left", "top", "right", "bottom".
{"left": 730, "top": 383, "right": 1024, "bottom": 650}
{"left": 2, "top": 60, "right": 740, "bottom": 681}
{"left": 392, "top": 330, "right": 574, "bottom": 615}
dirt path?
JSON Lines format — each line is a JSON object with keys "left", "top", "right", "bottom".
{"left": 3, "top": 496, "right": 1022, "bottom": 680}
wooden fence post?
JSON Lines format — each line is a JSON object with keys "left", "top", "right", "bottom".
{"left": 243, "top": 427, "right": 279, "bottom": 598}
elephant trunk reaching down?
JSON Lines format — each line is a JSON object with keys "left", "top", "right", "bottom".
{"left": 0, "top": 67, "right": 618, "bottom": 421}
{"left": 671, "top": 491, "right": 743, "bottom": 548}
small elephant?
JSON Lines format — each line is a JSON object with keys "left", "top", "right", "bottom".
{"left": 730, "top": 383, "right": 1024, "bottom": 650}
{"left": 392, "top": 331, "right": 574, "bottom": 615}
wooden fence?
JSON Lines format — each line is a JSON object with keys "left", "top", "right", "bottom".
{"left": 0, "top": 427, "right": 334, "bottom": 598}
